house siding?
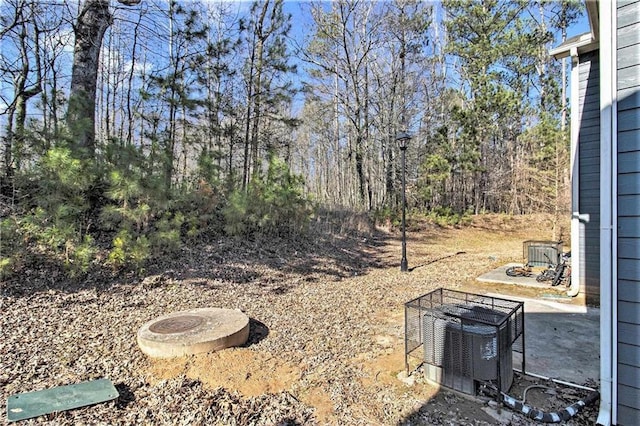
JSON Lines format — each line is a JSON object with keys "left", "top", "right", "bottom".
{"left": 577, "top": 51, "right": 601, "bottom": 304}
{"left": 617, "top": 1, "right": 640, "bottom": 424}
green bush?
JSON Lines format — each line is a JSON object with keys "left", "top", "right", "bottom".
{"left": 1, "top": 143, "right": 312, "bottom": 278}
{"left": 426, "top": 206, "right": 472, "bottom": 227}
{"left": 68, "top": 235, "right": 97, "bottom": 276}
{"left": 1, "top": 148, "right": 97, "bottom": 278}
{"left": 152, "top": 212, "right": 184, "bottom": 254}
{"left": 173, "top": 179, "right": 225, "bottom": 240}
{"left": 106, "top": 230, "right": 150, "bottom": 272}
{"left": 372, "top": 206, "right": 401, "bottom": 228}
{"left": 0, "top": 217, "right": 21, "bottom": 278}
{"left": 223, "top": 157, "right": 312, "bottom": 237}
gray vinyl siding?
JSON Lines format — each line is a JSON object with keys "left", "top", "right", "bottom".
{"left": 617, "top": 1, "right": 640, "bottom": 424}
{"left": 577, "top": 51, "right": 601, "bottom": 304}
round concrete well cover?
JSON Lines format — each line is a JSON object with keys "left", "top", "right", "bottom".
{"left": 137, "top": 308, "right": 250, "bottom": 358}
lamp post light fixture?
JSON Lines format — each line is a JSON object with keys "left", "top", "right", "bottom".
{"left": 396, "top": 132, "right": 411, "bottom": 272}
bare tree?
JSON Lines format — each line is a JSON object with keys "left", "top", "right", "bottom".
{"left": 241, "top": 0, "right": 295, "bottom": 189}
{"left": 302, "top": 0, "right": 432, "bottom": 210}
{"left": 1, "top": 0, "right": 42, "bottom": 182}
{"left": 66, "top": 0, "right": 140, "bottom": 158}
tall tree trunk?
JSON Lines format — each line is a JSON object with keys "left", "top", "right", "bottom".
{"left": 103, "top": 33, "right": 112, "bottom": 142}
{"left": 333, "top": 61, "right": 341, "bottom": 205}
{"left": 364, "top": 59, "right": 371, "bottom": 210}
{"left": 243, "top": 78, "right": 254, "bottom": 187}
{"left": 243, "top": 40, "right": 256, "bottom": 189}
{"left": 164, "top": 1, "right": 177, "bottom": 191}
{"left": 125, "top": 10, "right": 142, "bottom": 146}
{"left": 4, "top": 8, "right": 41, "bottom": 182}
{"left": 250, "top": 0, "right": 271, "bottom": 183}
{"left": 67, "top": 0, "right": 113, "bottom": 158}
{"left": 49, "top": 62, "right": 61, "bottom": 142}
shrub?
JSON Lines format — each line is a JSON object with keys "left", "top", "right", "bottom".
{"left": 173, "top": 179, "right": 225, "bottom": 240}
{"left": 1, "top": 148, "right": 97, "bottom": 278}
{"left": 372, "top": 206, "right": 400, "bottom": 228}
{"left": 223, "top": 157, "right": 312, "bottom": 237}
{"left": 426, "top": 206, "right": 473, "bottom": 227}
{"left": 1, "top": 142, "right": 311, "bottom": 277}
{"left": 0, "top": 217, "right": 21, "bottom": 278}
{"left": 68, "top": 235, "right": 97, "bottom": 276}
{"left": 152, "top": 212, "right": 184, "bottom": 254}
{"left": 106, "top": 230, "right": 150, "bottom": 272}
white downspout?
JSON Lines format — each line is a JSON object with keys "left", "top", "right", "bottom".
{"left": 596, "top": 1, "right": 616, "bottom": 425}
{"left": 610, "top": 1, "right": 619, "bottom": 420}
{"left": 568, "top": 46, "right": 582, "bottom": 298}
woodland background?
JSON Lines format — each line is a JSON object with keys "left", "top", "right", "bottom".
{"left": 0, "top": 0, "right": 582, "bottom": 277}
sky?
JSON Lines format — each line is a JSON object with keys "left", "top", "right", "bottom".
{"left": 567, "top": 6, "right": 592, "bottom": 38}
{"left": 0, "top": 0, "right": 594, "bottom": 123}
{"left": 281, "top": 1, "right": 593, "bottom": 42}
{"left": 277, "top": 0, "right": 593, "bottom": 112}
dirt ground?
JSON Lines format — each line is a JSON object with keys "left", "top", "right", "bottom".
{"left": 0, "top": 213, "right": 599, "bottom": 425}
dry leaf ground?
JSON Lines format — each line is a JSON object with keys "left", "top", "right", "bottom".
{"left": 0, "top": 214, "right": 598, "bottom": 425}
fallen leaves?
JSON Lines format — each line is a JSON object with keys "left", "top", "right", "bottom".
{"left": 0, "top": 215, "right": 597, "bottom": 425}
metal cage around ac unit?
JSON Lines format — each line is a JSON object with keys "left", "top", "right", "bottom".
{"left": 405, "top": 289, "right": 525, "bottom": 396}
{"left": 523, "top": 240, "right": 563, "bottom": 267}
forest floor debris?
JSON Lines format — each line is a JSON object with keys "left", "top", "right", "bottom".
{"left": 1, "top": 214, "right": 598, "bottom": 425}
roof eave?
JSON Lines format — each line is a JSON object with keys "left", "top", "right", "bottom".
{"left": 550, "top": 33, "right": 599, "bottom": 59}
{"left": 586, "top": 0, "right": 599, "bottom": 40}
{"left": 549, "top": 0, "right": 599, "bottom": 60}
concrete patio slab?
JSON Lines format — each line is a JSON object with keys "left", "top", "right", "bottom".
{"left": 477, "top": 263, "right": 552, "bottom": 288}
{"left": 486, "top": 293, "right": 600, "bottom": 387}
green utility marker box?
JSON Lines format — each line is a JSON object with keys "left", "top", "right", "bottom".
{"left": 6, "top": 378, "right": 119, "bottom": 422}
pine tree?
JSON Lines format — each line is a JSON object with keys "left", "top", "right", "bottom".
{"left": 444, "top": 0, "right": 533, "bottom": 213}
{"left": 242, "top": 0, "right": 297, "bottom": 189}
{"left": 139, "top": 1, "right": 209, "bottom": 191}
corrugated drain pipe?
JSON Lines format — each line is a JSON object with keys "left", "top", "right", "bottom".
{"left": 481, "top": 371, "right": 600, "bottom": 423}
{"left": 500, "top": 389, "right": 600, "bottom": 423}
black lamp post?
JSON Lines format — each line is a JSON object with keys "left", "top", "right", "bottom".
{"left": 396, "top": 132, "right": 411, "bottom": 272}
